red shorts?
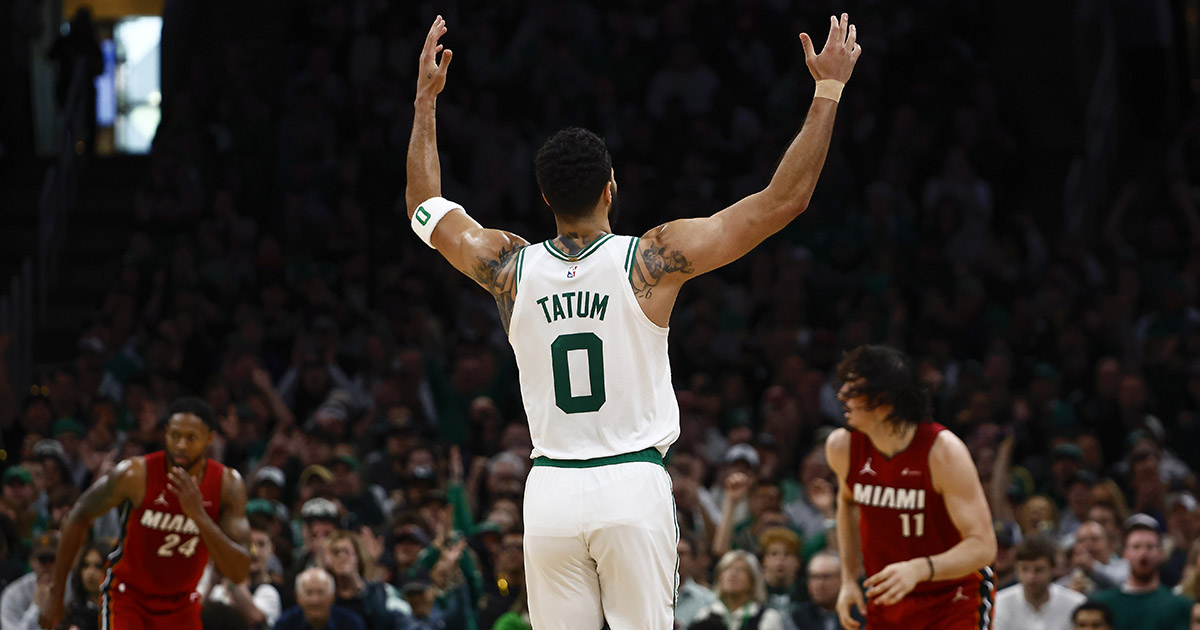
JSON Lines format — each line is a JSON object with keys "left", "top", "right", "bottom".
{"left": 101, "top": 581, "right": 202, "bottom": 630}
{"left": 865, "top": 569, "right": 995, "bottom": 630}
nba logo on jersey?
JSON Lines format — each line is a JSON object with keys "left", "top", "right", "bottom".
{"left": 566, "top": 265, "right": 579, "bottom": 279}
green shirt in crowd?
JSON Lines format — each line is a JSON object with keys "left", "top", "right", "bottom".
{"left": 1090, "top": 585, "right": 1192, "bottom": 630}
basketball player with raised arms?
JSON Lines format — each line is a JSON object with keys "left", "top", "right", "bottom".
{"left": 827, "top": 345, "right": 997, "bottom": 630}
{"left": 40, "top": 398, "right": 250, "bottom": 630}
{"left": 405, "top": 13, "right": 860, "bottom": 630}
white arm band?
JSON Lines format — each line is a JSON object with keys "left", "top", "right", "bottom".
{"left": 411, "top": 196, "right": 463, "bottom": 249}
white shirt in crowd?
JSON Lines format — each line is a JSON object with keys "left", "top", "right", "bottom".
{"left": 993, "top": 582, "right": 1087, "bottom": 630}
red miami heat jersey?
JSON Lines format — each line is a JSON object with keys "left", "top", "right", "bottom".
{"left": 105, "top": 451, "right": 224, "bottom": 603}
{"left": 848, "top": 422, "right": 982, "bottom": 598}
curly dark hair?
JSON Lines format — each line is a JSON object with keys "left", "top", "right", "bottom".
{"left": 534, "top": 127, "right": 612, "bottom": 218}
{"left": 162, "top": 397, "right": 218, "bottom": 432}
{"left": 836, "top": 345, "right": 932, "bottom": 428}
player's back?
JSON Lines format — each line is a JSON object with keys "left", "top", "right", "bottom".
{"left": 508, "top": 235, "right": 680, "bottom": 460}
{"left": 107, "top": 451, "right": 223, "bottom": 606}
{"left": 847, "top": 422, "right": 982, "bottom": 597}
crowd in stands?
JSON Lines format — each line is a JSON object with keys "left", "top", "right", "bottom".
{"left": 1, "top": 0, "right": 1199, "bottom": 629}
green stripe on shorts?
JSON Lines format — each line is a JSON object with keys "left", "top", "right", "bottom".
{"left": 532, "top": 446, "right": 664, "bottom": 468}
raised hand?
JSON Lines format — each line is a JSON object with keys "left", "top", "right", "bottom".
{"left": 799, "top": 13, "right": 862, "bottom": 84}
{"left": 416, "top": 15, "right": 454, "bottom": 101}
{"left": 724, "top": 471, "right": 753, "bottom": 502}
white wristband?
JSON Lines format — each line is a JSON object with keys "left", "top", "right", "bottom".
{"left": 411, "top": 196, "right": 462, "bottom": 249}
{"left": 814, "top": 79, "right": 845, "bottom": 103}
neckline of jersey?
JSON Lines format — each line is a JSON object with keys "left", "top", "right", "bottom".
{"left": 543, "top": 233, "right": 615, "bottom": 262}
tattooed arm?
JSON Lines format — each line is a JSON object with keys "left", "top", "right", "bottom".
{"left": 41, "top": 457, "right": 146, "bottom": 629}
{"left": 404, "top": 15, "right": 529, "bottom": 325}
{"left": 630, "top": 17, "right": 861, "bottom": 325}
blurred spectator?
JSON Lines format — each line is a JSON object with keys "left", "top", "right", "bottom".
{"left": 693, "top": 550, "right": 787, "bottom": 630}
{"left": 325, "top": 530, "right": 405, "bottom": 630}
{"left": 1059, "top": 521, "right": 1129, "bottom": 594}
{"left": 1177, "top": 539, "right": 1200, "bottom": 599}
{"left": 285, "top": 498, "right": 343, "bottom": 608}
{"left": 1071, "top": 601, "right": 1115, "bottom": 630}
{"left": 759, "top": 527, "right": 804, "bottom": 620}
{"left": 790, "top": 551, "right": 840, "bottom": 630}
{"left": 0, "top": 531, "right": 68, "bottom": 630}
{"left": 0, "top": 466, "right": 36, "bottom": 545}
{"left": 61, "top": 540, "right": 110, "bottom": 630}
{"left": 675, "top": 532, "right": 718, "bottom": 628}
{"left": 993, "top": 520, "right": 1022, "bottom": 591}
{"left": 1091, "top": 515, "right": 1192, "bottom": 630}
{"left": 993, "top": 537, "right": 1085, "bottom": 630}
{"left": 203, "top": 523, "right": 282, "bottom": 629}
{"left": 477, "top": 530, "right": 524, "bottom": 629}
{"left": 329, "top": 455, "right": 385, "bottom": 529}
{"left": 277, "top": 567, "right": 365, "bottom": 630}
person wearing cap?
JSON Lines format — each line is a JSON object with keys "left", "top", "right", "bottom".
{"left": 1162, "top": 491, "right": 1198, "bottom": 587}
{"left": 285, "top": 497, "right": 343, "bottom": 608}
{"left": 1058, "top": 520, "right": 1130, "bottom": 594}
{"left": 388, "top": 524, "right": 431, "bottom": 588}
{"left": 993, "top": 520, "right": 1022, "bottom": 591}
{"left": 252, "top": 465, "right": 286, "bottom": 503}
{"left": 0, "top": 466, "right": 37, "bottom": 542}
{"left": 993, "top": 537, "right": 1085, "bottom": 630}
{"left": 710, "top": 443, "right": 762, "bottom": 530}
{"left": 328, "top": 455, "right": 385, "bottom": 529}
{"left": 1090, "top": 515, "right": 1191, "bottom": 630}
{"left": 1, "top": 531, "right": 70, "bottom": 630}
{"left": 784, "top": 445, "right": 839, "bottom": 541}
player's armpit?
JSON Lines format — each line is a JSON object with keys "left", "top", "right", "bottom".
{"left": 430, "top": 214, "right": 529, "bottom": 332}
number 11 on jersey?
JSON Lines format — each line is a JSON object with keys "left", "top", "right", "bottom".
{"left": 900, "top": 512, "right": 924, "bottom": 537}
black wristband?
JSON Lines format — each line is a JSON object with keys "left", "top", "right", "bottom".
{"left": 925, "top": 556, "right": 935, "bottom": 582}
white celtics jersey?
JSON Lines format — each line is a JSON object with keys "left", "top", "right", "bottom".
{"left": 509, "top": 234, "right": 680, "bottom": 460}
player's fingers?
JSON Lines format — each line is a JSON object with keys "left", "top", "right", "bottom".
{"left": 824, "top": 15, "right": 839, "bottom": 49}
{"left": 439, "top": 49, "right": 454, "bottom": 74}
{"left": 851, "top": 43, "right": 863, "bottom": 62}
{"left": 799, "top": 33, "right": 816, "bottom": 61}
{"left": 839, "top": 13, "right": 849, "bottom": 43}
{"left": 846, "top": 24, "right": 857, "bottom": 49}
{"left": 837, "top": 605, "right": 860, "bottom": 630}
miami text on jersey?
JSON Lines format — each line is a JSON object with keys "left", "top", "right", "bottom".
{"left": 852, "top": 483, "right": 927, "bottom": 510}
{"left": 140, "top": 509, "right": 201, "bottom": 535}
